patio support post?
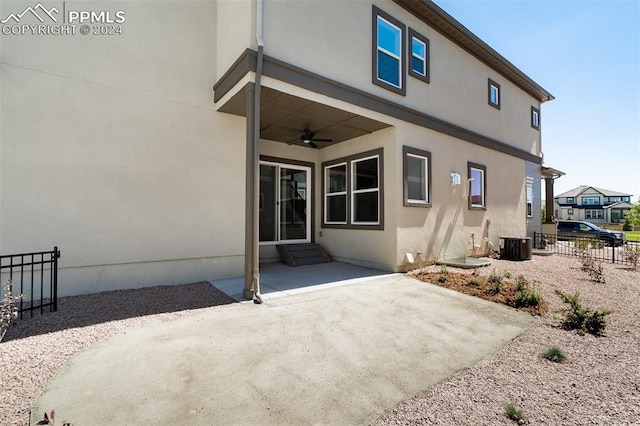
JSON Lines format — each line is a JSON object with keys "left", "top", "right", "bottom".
{"left": 243, "top": 84, "right": 257, "bottom": 300}
{"left": 544, "top": 176, "right": 554, "bottom": 223}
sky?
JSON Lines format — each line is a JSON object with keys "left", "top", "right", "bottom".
{"left": 435, "top": 0, "right": 640, "bottom": 201}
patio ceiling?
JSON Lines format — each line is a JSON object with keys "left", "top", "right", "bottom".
{"left": 218, "top": 86, "right": 391, "bottom": 148}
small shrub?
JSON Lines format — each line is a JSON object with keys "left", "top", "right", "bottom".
{"left": 467, "top": 278, "right": 480, "bottom": 286}
{"left": 542, "top": 346, "right": 566, "bottom": 363}
{"left": 515, "top": 275, "right": 528, "bottom": 292}
{"left": 488, "top": 269, "right": 503, "bottom": 285}
{"left": 437, "top": 275, "right": 447, "bottom": 283}
{"left": 622, "top": 246, "right": 639, "bottom": 270}
{"left": 555, "top": 290, "right": 612, "bottom": 336}
{"left": 579, "top": 252, "right": 605, "bottom": 283}
{"left": 439, "top": 264, "right": 449, "bottom": 275}
{"left": 515, "top": 288, "right": 541, "bottom": 308}
{"left": 622, "top": 216, "right": 632, "bottom": 232}
{"left": 502, "top": 270, "right": 512, "bottom": 279}
{"left": 575, "top": 239, "right": 590, "bottom": 250}
{"left": 489, "top": 281, "right": 502, "bottom": 295}
{"left": 1, "top": 280, "right": 22, "bottom": 342}
{"left": 504, "top": 403, "right": 526, "bottom": 422}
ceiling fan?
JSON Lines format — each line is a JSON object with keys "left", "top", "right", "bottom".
{"left": 294, "top": 128, "right": 333, "bottom": 148}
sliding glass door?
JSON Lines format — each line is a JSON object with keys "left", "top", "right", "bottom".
{"left": 259, "top": 162, "right": 311, "bottom": 244}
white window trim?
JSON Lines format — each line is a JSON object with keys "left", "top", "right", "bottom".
{"left": 470, "top": 167, "right": 486, "bottom": 208}
{"left": 411, "top": 36, "right": 427, "bottom": 76}
{"left": 324, "top": 162, "right": 348, "bottom": 225}
{"left": 351, "top": 155, "right": 380, "bottom": 225}
{"left": 376, "top": 15, "right": 403, "bottom": 89}
{"left": 406, "top": 153, "right": 429, "bottom": 204}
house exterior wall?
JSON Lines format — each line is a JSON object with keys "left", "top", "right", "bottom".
{"left": 525, "top": 162, "right": 542, "bottom": 238}
{"left": 0, "top": 0, "right": 246, "bottom": 295}
{"left": 393, "top": 124, "right": 527, "bottom": 270}
{"left": 261, "top": 0, "right": 542, "bottom": 157}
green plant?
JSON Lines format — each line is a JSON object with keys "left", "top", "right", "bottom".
{"left": 622, "top": 246, "right": 639, "bottom": 270}
{"left": 439, "top": 264, "right": 449, "bottom": 275}
{"left": 1, "top": 280, "right": 22, "bottom": 342}
{"left": 542, "top": 346, "right": 566, "bottom": 363}
{"left": 575, "top": 239, "right": 590, "bottom": 250}
{"left": 515, "top": 288, "right": 541, "bottom": 308}
{"left": 622, "top": 216, "right": 632, "bottom": 232}
{"left": 467, "top": 278, "right": 480, "bottom": 286}
{"left": 489, "top": 281, "right": 502, "bottom": 295}
{"left": 502, "top": 270, "right": 512, "bottom": 279}
{"left": 555, "top": 290, "right": 612, "bottom": 336}
{"left": 488, "top": 269, "right": 502, "bottom": 285}
{"left": 579, "top": 252, "right": 605, "bottom": 283}
{"left": 504, "top": 403, "right": 525, "bottom": 422}
{"left": 437, "top": 275, "right": 447, "bottom": 283}
{"left": 515, "top": 275, "right": 528, "bottom": 291}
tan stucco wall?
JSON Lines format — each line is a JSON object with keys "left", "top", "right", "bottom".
{"left": 215, "top": 0, "right": 254, "bottom": 81}
{"left": 262, "top": 0, "right": 542, "bottom": 156}
{"left": 1, "top": 0, "right": 246, "bottom": 295}
{"left": 393, "top": 124, "right": 527, "bottom": 270}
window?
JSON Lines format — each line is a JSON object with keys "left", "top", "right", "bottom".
{"left": 373, "top": 6, "right": 406, "bottom": 95}
{"left": 531, "top": 106, "right": 540, "bottom": 129}
{"left": 585, "top": 209, "right": 604, "bottom": 219}
{"left": 403, "top": 146, "right": 431, "bottom": 207}
{"left": 582, "top": 196, "right": 600, "bottom": 205}
{"left": 566, "top": 197, "right": 574, "bottom": 204}
{"left": 526, "top": 180, "right": 533, "bottom": 217}
{"left": 488, "top": 79, "right": 500, "bottom": 109}
{"left": 324, "top": 163, "right": 347, "bottom": 224}
{"left": 568, "top": 209, "right": 574, "bottom": 216}
{"left": 352, "top": 156, "right": 380, "bottom": 224}
{"left": 605, "top": 196, "right": 621, "bottom": 203}
{"left": 322, "top": 148, "right": 384, "bottom": 229}
{"left": 468, "top": 162, "right": 486, "bottom": 209}
{"left": 408, "top": 29, "right": 429, "bottom": 83}
{"left": 623, "top": 196, "right": 630, "bottom": 202}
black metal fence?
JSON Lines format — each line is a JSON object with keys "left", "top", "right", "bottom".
{"left": 0, "top": 247, "right": 61, "bottom": 318}
{"left": 533, "top": 233, "right": 640, "bottom": 266}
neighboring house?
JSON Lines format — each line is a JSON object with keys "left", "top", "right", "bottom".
{"left": 0, "top": 0, "right": 557, "bottom": 298}
{"left": 554, "top": 186, "right": 633, "bottom": 223}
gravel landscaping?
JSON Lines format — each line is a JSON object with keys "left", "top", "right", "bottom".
{"left": 1, "top": 255, "right": 639, "bottom": 425}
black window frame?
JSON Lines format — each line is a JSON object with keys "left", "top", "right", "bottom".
{"left": 322, "top": 148, "right": 384, "bottom": 230}
{"left": 488, "top": 79, "right": 501, "bottom": 109}
{"left": 372, "top": 6, "right": 406, "bottom": 96}
{"left": 408, "top": 28, "right": 430, "bottom": 84}
{"left": 468, "top": 162, "right": 487, "bottom": 210}
{"left": 403, "top": 146, "right": 431, "bottom": 207}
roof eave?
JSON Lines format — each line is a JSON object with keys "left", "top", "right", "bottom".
{"left": 394, "top": 0, "right": 554, "bottom": 103}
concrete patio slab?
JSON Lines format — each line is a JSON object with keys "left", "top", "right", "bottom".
{"left": 211, "top": 261, "right": 397, "bottom": 300}
{"left": 34, "top": 274, "right": 535, "bottom": 425}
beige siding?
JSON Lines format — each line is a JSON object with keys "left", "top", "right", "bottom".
{"left": 1, "top": 0, "right": 246, "bottom": 295}
{"left": 262, "top": 0, "right": 541, "bottom": 156}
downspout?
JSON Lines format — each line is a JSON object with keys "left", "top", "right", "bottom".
{"left": 250, "top": 0, "right": 264, "bottom": 304}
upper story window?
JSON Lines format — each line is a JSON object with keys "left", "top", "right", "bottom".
{"left": 403, "top": 146, "right": 431, "bottom": 207}
{"left": 468, "top": 162, "right": 487, "bottom": 210}
{"left": 531, "top": 106, "right": 540, "bottom": 129}
{"left": 372, "top": 6, "right": 406, "bottom": 95}
{"left": 409, "top": 29, "right": 430, "bottom": 84}
{"left": 622, "top": 196, "right": 630, "bottom": 202}
{"left": 566, "top": 197, "right": 574, "bottom": 204}
{"left": 582, "top": 196, "right": 600, "bottom": 205}
{"left": 488, "top": 79, "right": 501, "bottom": 109}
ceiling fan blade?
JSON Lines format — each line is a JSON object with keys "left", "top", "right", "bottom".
{"left": 312, "top": 138, "right": 333, "bottom": 142}
{"left": 308, "top": 141, "right": 318, "bottom": 148}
